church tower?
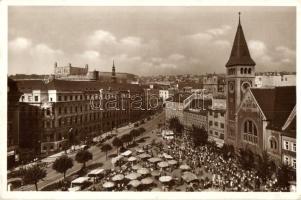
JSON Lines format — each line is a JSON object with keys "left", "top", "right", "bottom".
{"left": 225, "top": 13, "right": 256, "bottom": 146}
{"left": 111, "top": 60, "right": 117, "bottom": 83}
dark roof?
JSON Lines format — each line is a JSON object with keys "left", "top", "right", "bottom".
{"left": 178, "top": 82, "right": 202, "bottom": 90}
{"left": 226, "top": 19, "right": 255, "bottom": 67}
{"left": 189, "top": 99, "right": 212, "bottom": 110}
{"left": 251, "top": 86, "right": 296, "bottom": 131}
{"left": 166, "top": 92, "right": 191, "bottom": 103}
{"left": 16, "top": 80, "right": 47, "bottom": 92}
{"left": 282, "top": 116, "right": 296, "bottom": 138}
{"left": 16, "top": 79, "right": 145, "bottom": 93}
{"left": 251, "top": 88, "right": 276, "bottom": 119}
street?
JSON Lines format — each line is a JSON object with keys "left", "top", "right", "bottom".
{"left": 17, "top": 111, "right": 165, "bottom": 191}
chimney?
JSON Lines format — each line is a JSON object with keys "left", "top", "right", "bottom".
{"left": 54, "top": 62, "right": 58, "bottom": 68}
{"left": 68, "top": 63, "right": 72, "bottom": 67}
{"left": 85, "top": 64, "right": 89, "bottom": 69}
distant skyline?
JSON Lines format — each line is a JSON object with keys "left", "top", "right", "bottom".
{"left": 8, "top": 6, "right": 296, "bottom": 76}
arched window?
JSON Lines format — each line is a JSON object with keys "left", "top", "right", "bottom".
{"left": 241, "top": 68, "right": 244, "bottom": 74}
{"left": 243, "top": 119, "right": 258, "bottom": 144}
{"left": 269, "top": 138, "right": 277, "bottom": 149}
{"left": 244, "top": 68, "right": 248, "bottom": 74}
{"left": 248, "top": 68, "right": 252, "bottom": 74}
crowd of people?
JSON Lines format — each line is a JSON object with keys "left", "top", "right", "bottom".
{"left": 83, "top": 129, "right": 287, "bottom": 192}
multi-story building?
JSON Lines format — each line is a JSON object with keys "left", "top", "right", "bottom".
{"left": 254, "top": 73, "right": 296, "bottom": 88}
{"left": 183, "top": 99, "right": 211, "bottom": 131}
{"left": 208, "top": 98, "right": 226, "bottom": 147}
{"left": 202, "top": 74, "right": 226, "bottom": 96}
{"left": 7, "top": 78, "right": 22, "bottom": 168}
{"left": 16, "top": 79, "right": 151, "bottom": 155}
{"left": 165, "top": 93, "right": 192, "bottom": 124}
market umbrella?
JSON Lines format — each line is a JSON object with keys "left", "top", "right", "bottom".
{"left": 168, "top": 160, "right": 178, "bottom": 165}
{"left": 151, "top": 170, "right": 160, "bottom": 177}
{"left": 111, "top": 155, "right": 123, "bottom": 164}
{"left": 148, "top": 157, "right": 162, "bottom": 163}
{"left": 141, "top": 177, "right": 154, "bottom": 185}
{"left": 136, "top": 148, "right": 145, "bottom": 153}
{"left": 138, "top": 153, "right": 151, "bottom": 159}
{"left": 128, "top": 179, "right": 141, "bottom": 188}
{"left": 157, "top": 161, "right": 169, "bottom": 168}
{"left": 182, "top": 171, "right": 198, "bottom": 183}
{"left": 103, "top": 181, "right": 115, "bottom": 188}
{"left": 179, "top": 164, "right": 191, "bottom": 170}
{"left": 125, "top": 172, "right": 141, "bottom": 180}
{"left": 137, "top": 168, "right": 150, "bottom": 175}
{"left": 127, "top": 156, "right": 137, "bottom": 162}
{"left": 112, "top": 174, "right": 125, "bottom": 182}
{"left": 159, "top": 176, "right": 173, "bottom": 183}
{"left": 121, "top": 150, "right": 132, "bottom": 157}
{"left": 163, "top": 153, "right": 173, "bottom": 159}
{"left": 132, "top": 164, "right": 142, "bottom": 170}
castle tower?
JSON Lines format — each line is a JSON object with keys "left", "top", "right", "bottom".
{"left": 225, "top": 13, "right": 256, "bottom": 146}
{"left": 111, "top": 60, "right": 117, "bottom": 83}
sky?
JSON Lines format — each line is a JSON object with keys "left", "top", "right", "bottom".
{"left": 8, "top": 6, "right": 296, "bottom": 76}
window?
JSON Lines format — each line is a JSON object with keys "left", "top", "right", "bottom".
{"left": 28, "top": 95, "right": 32, "bottom": 102}
{"left": 243, "top": 120, "right": 258, "bottom": 144}
{"left": 284, "top": 156, "right": 289, "bottom": 165}
{"left": 293, "top": 159, "right": 296, "bottom": 169}
{"left": 64, "top": 96, "right": 67, "bottom": 101}
{"left": 214, "top": 122, "right": 218, "bottom": 127}
{"left": 34, "top": 96, "right": 39, "bottom": 102}
{"left": 269, "top": 138, "right": 277, "bottom": 150}
{"left": 248, "top": 68, "right": 251, "bottom": 74}
{"left": 220, "top": 123, "right": 224, "bottom": 128}
{"left": 241, "top": 68, "right": 244, "bottom": 74}
{"left": 58, "top": 96, "right": 62, "bottom": 101}
{"left": 209, "top": 130, "right": 213, "bottom": 135}
{"left": 283, "top": 141, "right": 289, "bottom": 150}
{"left": 50, "top": 97, "right": 53, "bottom": 102}
{"left": 209, "top": 121, "right": 213, "bottom": 126}
{"left": 244, "top": 68, "right": 247, "bottom": 74}
{"left": 293, "top": 143, "right": 296, "bottom": 152}
{"left": 21, "top": 96, "right": 25, "bottom": 102}
{"left": 215, "top": 131, "right": 218, "bottom": 136}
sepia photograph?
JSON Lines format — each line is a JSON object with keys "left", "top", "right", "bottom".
{"left": 1, "top": 0, "right": 299, "bottom": 199}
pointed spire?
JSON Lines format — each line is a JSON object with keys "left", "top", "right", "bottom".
{"left": 226, "top": 13, "right": 255, "bottom": 67}
{"left": 112, "top": 60, "right": 117, "bottom": 83}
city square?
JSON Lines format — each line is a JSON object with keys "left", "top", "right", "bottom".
{"left": 5, "top": 5, "right": 296, "bottom": 194}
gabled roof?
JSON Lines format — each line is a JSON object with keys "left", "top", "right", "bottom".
{"left": 250, "top": 86, "right": 296, "bottom": 131}
{"left": 226, "top": 16, "right": 255, "bottom": 67}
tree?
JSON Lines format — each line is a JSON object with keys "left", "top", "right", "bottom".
{"left": 112, "top": 137, "right": 123, "bottom": 155}
{"left": 238, "top": 148, "right": 254, "bottom": 170}
{"left": 130, "top": 129, "right": 141, "bottom": 143}
{"left": 138, "top": 127, "right": 146, "bottom": 134}
{"left": 168, "top": 117, "right": 184, "bottom": 137}
{"left": 121, "top": 133, "right": 131, "bottom": 146}
{"left": 22, "top": 165, "right": 47, "bottom": 191}
{"left": 255, "top": 151, "right": 274, "bottom": 183}
{"left": 190, "top": 125, "right": 208, "bottom": 147}
{"left": 221, "top": 144, "right": 235, "bottom": 160}
{"left": 101, "top": 143, "right": 112, "bottom": 160}
{"left": 52, "top": 155, "right": 74, "bottom": 179}
{"left": 75, "top": 150, "right": 93, "bottom": 169}
{"left": 276, "top": 164, "right": 294, "bottom": 189}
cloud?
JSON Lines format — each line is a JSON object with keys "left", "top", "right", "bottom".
{"left": 168, "top": 53, "right": 185, "bottom": 61}
{"left": 206, "top": 25, "right": 231, "bottom": 36}
{"left": 120, "top": 36, "right": 141, "bottom": 47}
{"left": 189, "top": 32, "right": 213, "bottom": 43}
{"left": 248, "top": 40, "right": 267, "bottom": 57}
{"left": 213, "top": 40, "right": 231, "bottom": 48}
{"left": 81, "top": 50, "right": 100, "bottom": 60}
{"left": 9, "top": 37, "right": 32, "bottom": 51}
{"left": 88, "top": 30, "right": 117, "bottom": 47}
{"left": 31, "top": 43, "right": 63, "bottom": 56}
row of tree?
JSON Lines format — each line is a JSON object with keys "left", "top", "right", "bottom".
{"left": 100, "top": 127, "right": 146, "bottom": 159}
{"left": 18, "top": 149, "right": 94, "bottom": 191}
